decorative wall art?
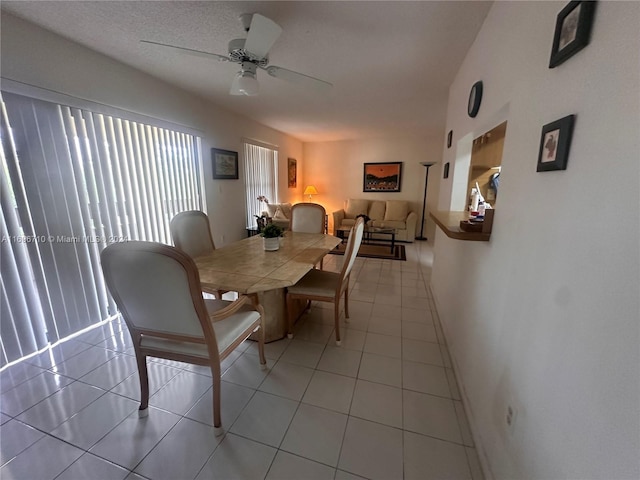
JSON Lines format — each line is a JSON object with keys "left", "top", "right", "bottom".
{"left": 467, "top": 81, "right": 483, "bottom": 118}
{"left": 212, "top": 148, "right": 238, "bottom": 179}
{"left": 549, "top": 1, "right": 596, "bottom": 68}
{"left": 287, "top": 158, "right": 297, "bottom": 188}
{"left": 363, "top": 162, "right": 402, "bottom": 192}
{"left": 536, "top": 115, "right": 575, "bottom": 172}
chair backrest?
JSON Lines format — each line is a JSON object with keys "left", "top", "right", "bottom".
{"left": 170, "top": 210, "right": 215, "bottom": 258}
{"left": 340, "top": 217, "right": 365, "bottom": 281}
{"left": 101, "top": 241, "right": 213, "bottom": 341}
{"left": 290, "top": 203, "right": 326, "bottom": 234}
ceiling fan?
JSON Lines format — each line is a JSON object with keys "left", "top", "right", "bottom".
{"left": 141, "top": 13, "right": 332, "bottom": 96}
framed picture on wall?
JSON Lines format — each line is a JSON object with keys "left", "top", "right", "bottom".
{"left": 549, "top": 1, "right": 596, "bottom": 68}
{"left": 443, "top": 162, "right": 450, "bottom": 179}
{"left": 363, "top": 162, "right": 402, "bottom": 192}
{"left": 536, "top": 115, "right": 575, "bottom": 172}
{"left": 288, "top": 158, "right": 297, "bottom": 188}
{"left": 212, "top": 148, "right": 238, "bottom": 179}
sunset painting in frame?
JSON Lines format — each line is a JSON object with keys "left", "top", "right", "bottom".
{"left": 363, "top": 162, "right": 402, "bottom": 192}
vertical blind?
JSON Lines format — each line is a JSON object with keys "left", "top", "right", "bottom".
{"left": 243, "top": 141, "right": 278, "bottom": 228}
{"left": 0, "top": 91, "right": 203, "bottom": 366}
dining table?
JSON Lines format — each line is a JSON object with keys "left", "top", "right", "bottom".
{"left": 194, "top": 231, "right": 341, "bottom": 342}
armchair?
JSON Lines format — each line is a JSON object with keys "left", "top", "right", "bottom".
{"left": 261, "top": 202, "right": 292, "bottom": 230}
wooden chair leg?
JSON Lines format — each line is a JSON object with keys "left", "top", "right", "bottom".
{"left": 258, "top": 323, "right": 267, "bottom": 369}
{"left": 212, "top": 365, "right": 224, "bottom": 436}
{"left": 334, "top": 300, "right": 341, "bottom": 346}
{"left": 251, "top": 297, "right": 268, "bottom": 369}
{"left": 344, "top": 285, "right": 350, "bottom": 320}
{"left": 135, "top": 351, "right": 149, "bottom": 417}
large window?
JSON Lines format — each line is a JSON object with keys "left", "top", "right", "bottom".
{"left": 0, "top": 91, "right": 203, "bottom": 365}
{"left": 243, "top": 140, "right": 278, "bottom": 228}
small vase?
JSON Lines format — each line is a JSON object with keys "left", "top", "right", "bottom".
{"left": 263, "top": 237, "right": 279, "bottom": 251}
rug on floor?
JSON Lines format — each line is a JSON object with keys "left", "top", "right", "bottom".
{"left": 329, "top": 243, "right": 406, "bottom": 261}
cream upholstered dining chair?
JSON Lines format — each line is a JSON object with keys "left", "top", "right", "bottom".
{"left": 290, "top": 202, "right": 326, "bottom": 233}
{"left": 290, "top": 202, "right": 327, "bottom": 269}
{"left": 170, "top": 210, "right": 226, "bottom": 299}
{"left": 170, "top": 210, "right": 216, "bottom": 258}
{"left": 286, "top": 217, "right": 364, "bottom": 346}
{"left": 101, "top": 241, "right": 266, "bottom": 435}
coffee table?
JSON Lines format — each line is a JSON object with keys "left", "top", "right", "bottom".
{"left": 336, "top": 225, "right": 396, "bottom": 253}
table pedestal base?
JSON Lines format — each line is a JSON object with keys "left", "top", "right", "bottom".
{"left": 249, "top": 288, "right": 307, "bottom": 343}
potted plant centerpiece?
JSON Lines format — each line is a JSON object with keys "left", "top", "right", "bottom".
{"left": 261, "top": 223, "right": 284, "bottom": 251}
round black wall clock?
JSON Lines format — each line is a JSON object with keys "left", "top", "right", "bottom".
{"left": 467, "top": 81, "right": 483, "bottom": 118}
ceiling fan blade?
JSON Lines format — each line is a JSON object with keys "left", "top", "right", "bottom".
{"left": 243, "top": 14, "right": 282, "bottom": 59}
{"left": 140, "top": 40, "right": 230, "bottom": 63}
{"left": 262, "top": 65, "right": 333, "bottom": 93}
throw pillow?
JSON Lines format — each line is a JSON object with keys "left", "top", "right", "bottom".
{"left": 368, "top": 201, "right": 386, "bottom": 221}
{"left": 266, "top": 203, "right": 292, "bottom": 219}
{"left": 280, "top": 203, "right": 292, "bottom": 219}
{"left": 345, "top": 199, "right": 369, "bottom": 219}
{"left": 273, "top": 207, "right": 288, "bottom": 221}
{"left": 266, "top": 204, "right": 279, "bottom": 218}
{"left": 384, "top": 200, "right": 409, "bottom": 221}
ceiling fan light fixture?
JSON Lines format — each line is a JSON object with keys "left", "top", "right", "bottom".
{"left": 231, "top": 63, "right": 259, "bottom": 96}
{"left": 235, "top": 71, "right": 259, "bottom": 96}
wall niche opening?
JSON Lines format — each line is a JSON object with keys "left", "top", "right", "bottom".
{"left": 467, "top": 121, "right": 507, "bottom": 207}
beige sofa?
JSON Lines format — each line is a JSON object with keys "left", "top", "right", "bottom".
{"left": 332, "top": 199, "right": 417, "bottom": 242}
{"left": 261, "top": 202, "right": 292, "bottom": 230}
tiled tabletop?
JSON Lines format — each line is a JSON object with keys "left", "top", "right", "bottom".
{"left": 194, "top": 232, "right": 341, "bottom": 294}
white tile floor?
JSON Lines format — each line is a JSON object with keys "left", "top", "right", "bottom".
{"left": 0, "top": 242, "right": 485, "bottom": 480}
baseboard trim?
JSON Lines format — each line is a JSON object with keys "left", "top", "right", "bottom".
{"left": 428, "top": 282, "right": 494, "bottom": 480}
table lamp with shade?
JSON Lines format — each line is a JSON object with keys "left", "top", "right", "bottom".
{"left": 303, "top": 185, "right": 318, "bottom": 202}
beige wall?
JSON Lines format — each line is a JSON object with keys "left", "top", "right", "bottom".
{"left": 0, "top": 13, "right": 302, "bottom": 246}
{"left": 432, "top": 2, "right": 640, "bottom": 478}
{"left": 303, "top": 136, "right": 442, "bottom": 239}
{"left": 0, "top": 14, "right": 444, "bottom": 244}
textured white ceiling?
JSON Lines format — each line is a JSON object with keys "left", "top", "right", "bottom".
{"left": 1, "top": 1, "right": 492, "bottom": 142}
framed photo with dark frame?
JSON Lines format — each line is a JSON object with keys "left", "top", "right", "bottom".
{"left": 549, "top": 1, "right": 596, "bottom": 68}
{"left": 212, "top": 148, "right": 238, "bottom": 179}
{"left": 363, "top": 162, "right": 402, "bottom": 192}
{"left": 536, "top": 115, "right": 575, "bottom": 172}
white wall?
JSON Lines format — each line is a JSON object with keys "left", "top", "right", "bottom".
{"left": 0, "top": 13, "right": 303, "bottom": 245}
{"left": 432, "top": 2, "right": 640, "bottom": 479}
{"left": 303, "top": 136, "right": 442, "bottom": 238}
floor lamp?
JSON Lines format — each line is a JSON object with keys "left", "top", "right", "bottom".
{"left": 416, "top": 162, "right": 436, "bottom": 241}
